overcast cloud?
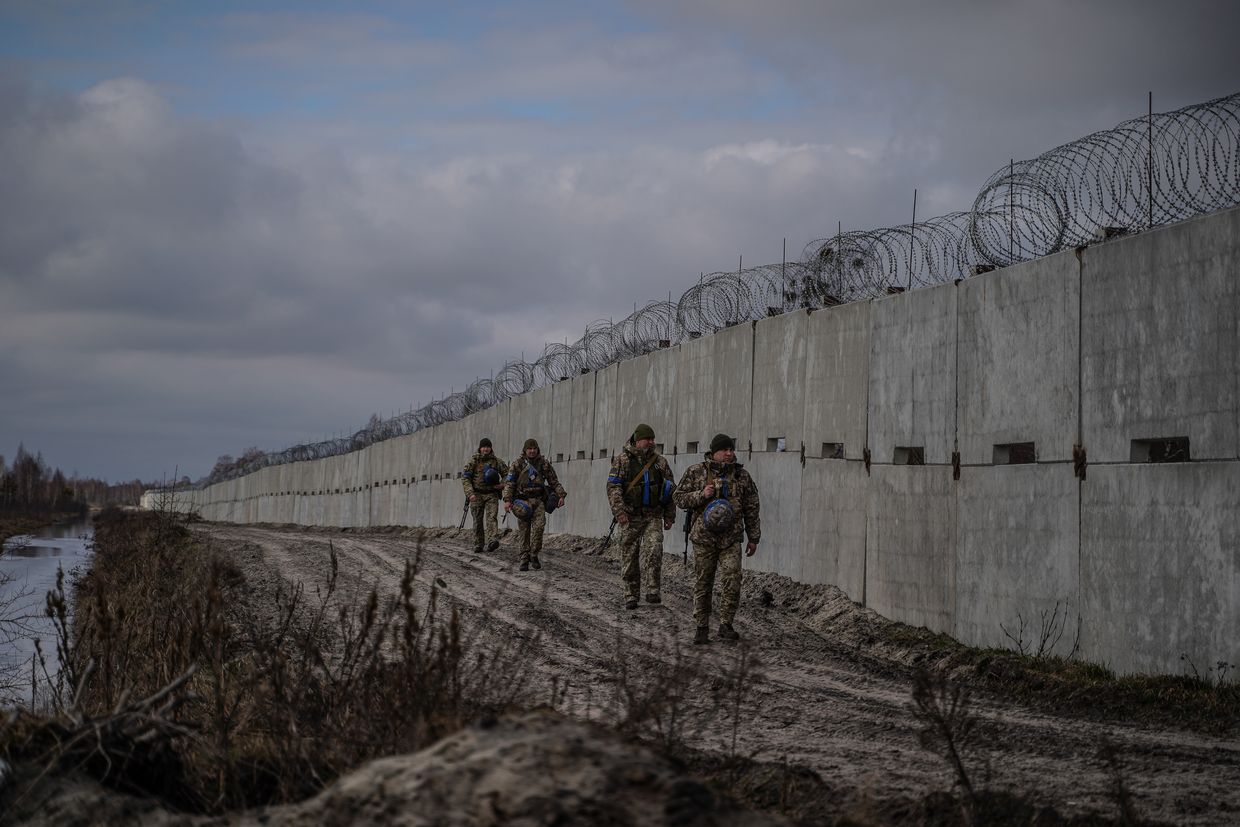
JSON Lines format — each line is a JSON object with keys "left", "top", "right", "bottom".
{"left": 0, "top": 0, "right": 1236, "bottom": 482}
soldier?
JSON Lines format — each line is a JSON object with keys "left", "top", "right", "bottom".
{"left": 607, "top": 423, "right": 676, "bottom": 610}
{"left": 673, "top": 433, "right": 761, "bottom": 644}
{"left": 502, "top": 438, "right": 567, "bottom": 571}
{"left": 462, "top": 437, "right": 508, "bottom": 554}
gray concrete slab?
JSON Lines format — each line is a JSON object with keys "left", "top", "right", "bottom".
{"left": 592, "top": 364, "right": 621, "bottom": 460}
{"left": 569, "top": 372, "right": 596, "bottom": 460}
{"left": 676, "top": 322, "right": 754, "bottom": 456}
{"left": 1081, "top": 463, "right": 1240, "bottom": 676}
{"left": 751, "top": 311, "right": 808, "bottom": 457}
{"left": 742, "top": 453, "right": 802, "bottom": 582}
{"left": 866, "top": 464, "right": 956, "bottom": 634}
{"left": 956, "top": 464, "right": 1079, "bottom": 656}
{"left": 957, "top": 250, "right": 1080, "bottom": 464}
{"left": 616, "top": 346, "right": 680, "bottom": 457}
{"left": 803, "top": 301, "right": 871, "bottom": 461}
{"left": 868, "top": 282, "right": 957, "bottom": 466}
{"left": 799, "top": 457, "right": 867, "bottom": 600}
{"left": 1081, "top": 207, "right": 1240, "bottom": 462}
{"left": 550, "top": 380, "right": 574, "bottom": 462}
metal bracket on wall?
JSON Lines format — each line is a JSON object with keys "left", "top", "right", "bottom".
{"left": 863, "top": 447, "right": 871, "bottom": 476}
{"left": 1073, "top": 443, "right": 1087, "bottom": 480}
{"left": 952, "top": 450, "right": 961, "bottom": 481}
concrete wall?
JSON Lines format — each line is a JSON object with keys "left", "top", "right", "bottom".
{"left": 161, "top": 206, "right": 1240, "bottom": 676}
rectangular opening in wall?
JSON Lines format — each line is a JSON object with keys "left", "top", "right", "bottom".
{"left": 599, "top": 448, "right": 608, "bottom": 458}
{"left": 822, "top": 442, "right": 845, "bottom": 459}
{"left": 1131, "top": 437, "right": 1190, "bottom": 463}
{"left": 577, "top": 450, "right": 586, "bottom": 460}
{"left": 402, "top": 478, "right": 406, "bottom": 485}
{"left": 893, "top": 446, "right": 925, "bottom": 465}
{"left": 421, "top": 475, "right": 427, "bottom": 481}
{"left": 767, "top": 437, "right": 787, "bottom": 452}
{"left": 686, "top": 441, "right": 699, "bottom": 454}
{"left": 655, "top": 442, "right": 664, "bottom": 453}
{"left": 993, "top": 442, "right": 1037, "bottom": 465}
{"left": 556, "top": 453, "right": 564, "bottom": 462}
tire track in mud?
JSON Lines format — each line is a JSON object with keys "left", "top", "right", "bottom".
{"left": 196, "top": 524, "right": 1240, "bottom": 824}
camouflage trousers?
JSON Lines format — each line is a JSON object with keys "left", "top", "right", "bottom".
{"left": 619, "top": 517, "right": 664, "bottom": 601}
{"left": 469, "top": 492, "right": 500, "bottom": 549}
{"left": 692, "top": 541, "right": 742, "bottom": 628}
{"left": 514, "top": 497, "right": 547, "bottom": 562}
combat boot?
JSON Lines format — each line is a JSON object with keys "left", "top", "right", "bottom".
{"left": 473, "top": 545, "right": 483, "bottom": 554}
{"left": 644, "top": 593, "right": 661, "bottom": 604}
{"left": 519, "top": 561, "right": 530, "bottom": 571}
{"left": 625, "top": 598, "right": 639, "bottom": 610}
{"left": 717, "top": 622, "right": 739, "bottom": 641}
{"left": 486, "top": 539, "right": 500, "bottom": 553}
{"left": 530, "top": 556, "right": 542, "bottom": 570}
{"left": 693, "top": 626, "right": 710, "bottom": 645}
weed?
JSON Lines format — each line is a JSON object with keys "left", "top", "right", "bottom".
{"left": 0, "top": 511, "right": 533, "bottom": 815}
{"left": 1000, "top": 600, "right": 1080, "bottom": 661}
{"left": 910, "top": 668, "right": 977, "bottom": 824}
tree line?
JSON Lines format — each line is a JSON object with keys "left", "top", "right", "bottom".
{"left": 0, "top": 444, "right": 160, "bottom": 515}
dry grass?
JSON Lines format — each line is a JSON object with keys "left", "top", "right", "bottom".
{"left": 0, "top": 508, "right": 533, "bottom": 814}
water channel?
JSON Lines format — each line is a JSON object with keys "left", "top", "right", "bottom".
{"left": 0, "top": 517, "right": 94, "bottom": 704}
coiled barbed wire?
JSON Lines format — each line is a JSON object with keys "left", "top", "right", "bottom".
{"left": 201, "top": 92, "right": 1240, "bottom": 486}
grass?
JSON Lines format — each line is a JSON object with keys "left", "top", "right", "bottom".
{"left": 0, "top": 508, "right": 534, "bottom": 815}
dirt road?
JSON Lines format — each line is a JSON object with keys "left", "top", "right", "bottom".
{"left": 195, "top": 523, "right": 1240, "bottom": 825}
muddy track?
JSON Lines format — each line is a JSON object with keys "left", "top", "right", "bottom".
{"left": 196, "top": 523, "right": 1240, "bottom": 824}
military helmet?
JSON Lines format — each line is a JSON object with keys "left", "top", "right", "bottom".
{"left": 481, "top": 466, "right": 501, "bottom": 486}
{"left": 702, "top": 498, "right": 735, "bottom": 533}
{"left": 510, "top": 499, "right": 534, "bottom": 520}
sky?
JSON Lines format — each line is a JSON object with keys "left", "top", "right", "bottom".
{"left": 0, "top": 0, "right": 1237, "bottom": 483}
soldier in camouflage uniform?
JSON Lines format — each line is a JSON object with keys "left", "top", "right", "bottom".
{"left": 607, "top": 423, "right": 677, "bottom": 610}
{"left": 502, "top": 438, "right": 567, "bottom": 571}
{"left": 462, "top": 437, "right": 508, "bottom": 553}
{"left": 672, "top": 433, "right": 761, "bottom": 644}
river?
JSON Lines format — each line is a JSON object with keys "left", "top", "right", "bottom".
{"left": 0, "top": 517, "right": 94, "bottom": 705}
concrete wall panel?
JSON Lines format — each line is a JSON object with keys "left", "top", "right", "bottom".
{"left": 869, "top": 283, "right": 957, "bottom": 465}
{"left": 676, "top": 322, "right": 754, "bottom": 455}
{"left": 956, "top": 464, "right": 1079, "bottom": 655}
{"left": 741, "top": 453, "right": 802, "bottom": 581}
{"left": 1082, "top": 207, "right": 1240, "bottom": 462}
{"left": 799, "top": 458, "right": 867, "bottom": 599}
{"left": 751, "top": 311, "right": 807, "bottom": 455}
{"left": 570, "top": 373, "right": 596, "bottom": 460}
{"left": 551, "top": 380, "right": 574, "bottom": 461}
{"left": 866, "top": 464, "right": 956, "bottom": 633}
{"left": 592, "top": 364, "right": 621, "bottom": 459}
{"left": 958, "top": 251, "right": 1080, "bottom": 464}
{"left": 616, "top": 346, "right": 680, "bottom": 456}
{"left": 1081, "top": 463, "right": 1240, "bottom": 675}
{"left": 804, "top": 302, "right": 871, "bottom": 461}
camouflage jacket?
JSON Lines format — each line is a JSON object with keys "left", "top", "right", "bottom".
{"left": 502, "top": 454, "right": 567, "bottom": 503}
{"left": 462, "top": 452, "right": 508, "bottom": 497}
{"left": 606, "top": 444, "right": 676, "bottom": 521}
{"left": 672, "top": 456, "right": 761, "bottom": 548}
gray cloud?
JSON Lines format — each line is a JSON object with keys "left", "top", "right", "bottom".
{"left": 1, "top": 2, "right": 1235, "bottom": 481}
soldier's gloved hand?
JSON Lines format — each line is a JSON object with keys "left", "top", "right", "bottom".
{"left": 468, "top": 494, "right": 477, "bottom": 503}
{"left": 663, "top": 517, "right": 674, "bottom": 530}
{"left": 616, "top": 512, "right": 630, "bottom": 526}
{"left": 745, "top": 541, "right": 758, "bottom": 557}
{"left": 702, "top": 484, "right": 715, "bottom": 498}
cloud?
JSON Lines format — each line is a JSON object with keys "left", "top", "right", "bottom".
{"left": 1, "top": 1, "right": 1235, "bottom": 481}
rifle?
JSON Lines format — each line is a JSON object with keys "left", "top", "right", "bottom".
{"left": 458, "top": 496, "right": 469, "bottom": 530}
{"left": 598, "top": 517, "right": 618, "bottom": 554}
{"left": 682, "top": 509, "right": 692, "bottom": 567}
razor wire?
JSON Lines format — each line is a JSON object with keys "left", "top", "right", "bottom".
{"left": 200, "top": 92, "right": 1240, "bottom": 486}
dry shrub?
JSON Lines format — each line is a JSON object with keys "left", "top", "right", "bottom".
{"left": 0, "top": 509, "right": 531, "bottom": 814}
